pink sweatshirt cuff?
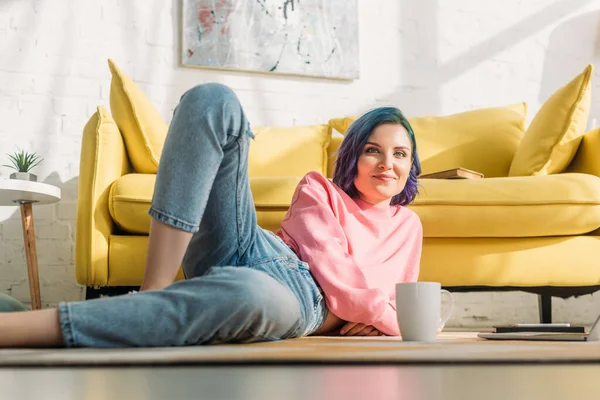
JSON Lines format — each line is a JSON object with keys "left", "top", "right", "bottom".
{"left": 373, "top": 303, "right": 400, "bottom": 336}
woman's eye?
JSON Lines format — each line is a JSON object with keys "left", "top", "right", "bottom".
{"left": 366, "top": 147, "right": 379, "bottom": 153}
{"left": 395, "top": 151, "right": 406, "bottom": 157}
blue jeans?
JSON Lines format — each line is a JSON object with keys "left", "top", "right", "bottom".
{"left": 59, "top": 83, "right": 328, "bottom": 347}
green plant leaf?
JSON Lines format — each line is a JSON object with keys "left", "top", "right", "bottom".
{"left": 4, "top": 148, "right": 43, "bottom": 172}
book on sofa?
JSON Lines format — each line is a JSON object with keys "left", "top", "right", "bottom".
{"left": 420, "top": 167, "right": 484, "bottom": 180}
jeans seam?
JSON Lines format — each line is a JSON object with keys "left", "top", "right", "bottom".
{"left": 311, "top": 293, "right": 325, "bottom": 334}
{"left": 205, "top": 328, "right": 288, "bottom": 345}
{"left": 58, "top": 302, "right": 76, "bottom": 347}
{"left": 235, "top": 137, "right": 243, "bottom": 264}
{"left": 148, "top": 207, "right": 199, "bottom": 233}
{"left": 249, "top": 255, "right": 303, "bottom": 268}
{"left": 299, "top": 269, "right": 326, "bottom": 336}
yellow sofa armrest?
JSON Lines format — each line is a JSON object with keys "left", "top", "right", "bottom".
{"left": 566, "top": 127, "right": 600, "bottom": 177}
{"left": 76, "top": 106, "right": 132, "bottom": 287}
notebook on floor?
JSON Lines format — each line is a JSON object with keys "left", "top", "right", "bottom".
{"left": 477, "top": 314, "right": 600, "bottom": 342}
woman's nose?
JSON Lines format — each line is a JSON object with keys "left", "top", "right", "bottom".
{"left": 378, "top": 155, "right": 393, "bottom": 169}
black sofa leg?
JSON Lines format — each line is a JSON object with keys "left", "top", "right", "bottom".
{"left": 85, "top": 286, "right": 140, "bottom": 300}
{"left": 538, "top": 294, "right": 552, "bottom": 323}
{"left": 85, "top": 287, "right": 101, "bottom": 300}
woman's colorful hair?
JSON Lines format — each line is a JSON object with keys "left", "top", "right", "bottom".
{"left": 332, "top": 107, "right": 421, "bottom": 206}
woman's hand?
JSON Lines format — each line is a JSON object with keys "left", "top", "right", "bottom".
{"left": 339, "top": 322, "right": 384, "bottom": 336}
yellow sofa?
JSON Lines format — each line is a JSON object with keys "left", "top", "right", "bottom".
{"left": 76, "top": 61, "right": 600, "bottom": 322}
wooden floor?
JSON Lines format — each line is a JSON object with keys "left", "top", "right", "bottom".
{"left": 3, "top": 333, "right": 600, "bottom": 366}
{"left": 1, "top": 364, "right": 599, "bottom": 400}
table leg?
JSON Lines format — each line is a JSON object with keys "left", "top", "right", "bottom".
{"left": 19, "top": 202, "right": 41, "bottom": 310}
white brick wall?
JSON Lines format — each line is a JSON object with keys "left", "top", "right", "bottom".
{"left": 1, "top": 0, "right": 600, "bottom": 326}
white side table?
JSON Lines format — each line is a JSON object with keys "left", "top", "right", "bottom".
{"left": 0, "top": 178, "right": 61, "bottom": 310}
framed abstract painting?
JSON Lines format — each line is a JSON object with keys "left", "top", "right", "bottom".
{"left": 181, "top": 0, "right": 359, "bottom": 80}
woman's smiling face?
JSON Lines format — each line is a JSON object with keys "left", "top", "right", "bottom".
{"left": 353, "top": 123, "right": 413, "bottom": 207}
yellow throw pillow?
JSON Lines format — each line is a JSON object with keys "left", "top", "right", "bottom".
{"left": 248, "top": 125, "right": 331, "bottom": 177}
{"left": 328, "top": 103, "right": 527, "bottom": 178}
{"left": 108, "top": 59, "right": 168, "bottom": 174}
{"left": 509, "top": 64, "right": 593, "bottom": 177}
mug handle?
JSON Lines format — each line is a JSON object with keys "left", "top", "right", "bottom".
{"left": 439, "top": 289, "right": 454, "bottom": 330}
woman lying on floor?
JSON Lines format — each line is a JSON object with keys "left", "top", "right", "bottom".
{"left": 0, "top": 83, "right": 422, "bottom": 347}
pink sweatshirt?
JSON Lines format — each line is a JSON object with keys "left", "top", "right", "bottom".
{"left": 277, "top": 171, "right": 423, "bottom": 336}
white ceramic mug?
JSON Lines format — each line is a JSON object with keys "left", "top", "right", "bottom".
{"left": 395, "top": 282, "right": 454, "bottom": 342}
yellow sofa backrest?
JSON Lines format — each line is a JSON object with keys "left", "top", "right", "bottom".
{"left": 248, "top": 125, "right": 331, "bottom": 178}
{"left": 106, "top": 57, "right": 593, "bottom": 181}
{"left": 329, "top": 103, "right": 527, "bottom": 178}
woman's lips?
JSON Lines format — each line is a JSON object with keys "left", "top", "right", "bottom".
{"left": 372, "top": 174, "right": 395, "bottom": 181}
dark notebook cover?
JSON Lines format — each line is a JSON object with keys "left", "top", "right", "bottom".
{"left": 494, "top": 326, "right": 585, "bottom": 333}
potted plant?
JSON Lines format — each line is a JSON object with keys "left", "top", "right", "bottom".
{"left": 3, "top": 149, "right": 43, "bottom": 182}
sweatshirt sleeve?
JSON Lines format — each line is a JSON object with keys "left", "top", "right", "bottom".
{"left": 278, "top": 173, "right": 400, "bottom": 334}
{"left": 374, "top": 303, "right": 401, "bottom": 336}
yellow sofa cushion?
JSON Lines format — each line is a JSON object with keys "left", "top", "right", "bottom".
{"left": 329, "top": 103, "right": 527, "bottom": 178}
{"left": 249, "top": 125, "right": 331, "bottom": 177}
{"left": 109, "top": 173, "right": 600, "bottom": 238}
{"left": 108, "top": 174, "right": 155, "bottom": 234}
{"left": 108, "top": 174, "right": 301, "bottom": 234}
{"left": 108, "top": 235, "right": 185, "bottom": 286}
{"left": 419, "top": 236, "right": 600, "bottom": 287}
{"left": 509, "top": 65, "right": 593, "bottom": 177}
{"left": 106, "top": 233, "right": 600, "bottom": 287}
{"left": 410, "top": 173, "right": 600, "bottom": 237}
{"left": 108, "top": 59, "right": 168, "bottom": 174}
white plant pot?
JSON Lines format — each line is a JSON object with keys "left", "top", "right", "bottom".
{"left": 9, "top": 172, "right": 37, "bottom": 182}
